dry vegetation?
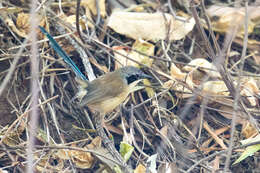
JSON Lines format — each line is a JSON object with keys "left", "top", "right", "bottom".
{"left": 0, "top": 0, "right": 260, "bottom": 172}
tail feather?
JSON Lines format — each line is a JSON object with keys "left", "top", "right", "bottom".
{"left": 39, "top": 26, "right": 88, "bottom": 81}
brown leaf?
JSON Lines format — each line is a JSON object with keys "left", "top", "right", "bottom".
{"left": 81, "top": 0, "right": 106, "bottom": 17}
{"left": 206, "top": 6, "right": 260, "bottom": 37}
{"left": 240, "top": 78, "right": 259, "bottom": 106}
{"left": 241, "top": 121, "right": 258, "bottom": 138}
{"left": 15, "top": 12, "right": 45, "bottom": 38}
{"left": 134, "top": 164, "right": 146, "bottom": 173}
{"left": 113, "top": 39, "right": 154, "bottom": 69}
{"left": 108, "top": 12, "right": 195, "bottom": 41}
{"left": 182, "top": 58, "right": 221, "bottom": 79}
{"left": 202, "top": 81, "right": 229, "bottom": 96}
{"left": 55, "top": 137, "right": 101, "bottom": 169}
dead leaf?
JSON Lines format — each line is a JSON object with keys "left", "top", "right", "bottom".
{"left": 71, "top": 137, "right": 101, "bottom": 169}
{"left": 71, "top": 150, "right": 94, "bottom": 169}
{"left": 62, "top": 14, "right": 87, "bottom": 30}
{"left": 1, "top": 119, "right": 25, "bottom": 147}
{"left": 134, "top": 164, "right": 146, "bottom": 173}
{"left": 170, "top": 62, "right": 187, "bottom": 80}
{"left": 160, "top": 126, "right": 168, "bottom": 137}
{"left": 55, "top": 137, "right": 101, "bottom": 169}
{"left": 164, "top": 63, "right": 194, "bottom": 98}
{"left": 113, "top": 39, "right": 154, "bottom": 69}
{"left": 16, "top": 13, "right": 30, "bottom": 34}
{"left": 163, "top": 80, "right": 192, "bottom": 98}
{"left": 108, "top": 12, "right": 195, "bottom": 41}
{"left": 241, "top": 121, "right": 258, "bottom": 138}
{"left": 170, "top": 62, "right": 194, "bottom": 89}
{"left": 206, "top": 6, "right": 260, "bottom": 37}
{"left": 202, "top": 81, "right": 229, "bottom": 96}
{"left": 58, "top": 0, "right": 106, "bottom": 29}
{"left": 81, "top": 0, "right": 106, "bottom": 17}
{"left": 2, "top": 131, "right": 21, "bottom": 147}
{"left": 55, "top": 148, "right": 72, "bottom": 160}
{"left": 240, "top": 78, "right": 259, "bottom": 106}
{"left": 35, "top": 154, "right": 64, "bottom": 172}
{"left": 15, "top": 12, "right": 45, "bottom": 38}
{"left": 86, "top": 136, "right": 102, "bottom": 149}
{"left": 182, "top": 58, "right": 221, "bottom": 79}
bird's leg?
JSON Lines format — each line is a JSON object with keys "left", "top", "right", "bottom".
{"left": 93, "top": 111, "right": 131, "bottom": 173}
{"left": 101, "top": 117, "right": 113, "bottom": 141}
{"left": 94, "top": 112, "right": 113, "bottom": 146}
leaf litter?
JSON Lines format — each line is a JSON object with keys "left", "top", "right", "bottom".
{"left": 0, "top": 0, "right": 260, "bottom": 172}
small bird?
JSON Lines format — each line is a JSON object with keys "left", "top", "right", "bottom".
{"left": 76, "top": 66, "right": 151, "bottom": 113}
{"left": 39, "top": 26, "right": 151, "bottom": 113}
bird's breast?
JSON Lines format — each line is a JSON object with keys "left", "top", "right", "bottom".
{"left": 87, "top": 86, "right": 129, "bottom": 113}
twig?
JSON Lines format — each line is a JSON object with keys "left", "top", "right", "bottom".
{"left": 76, "top": 0, "right": 85, "bottom": 44}
{"left": 224, "top": 2, "right": 249, "bottom": 172}
{"left": 0, "top": 95, "right": 58, "bottom": 146}
{"left": 203, "top": 121, "right": 227, "bottom": 150}
{"left": 0, "top": 39, "right": 28, "bottom": 97}
{"left": 27, "top": 1, "right": 40, "bottom": 172}
{"left": 93, "top": 111, "right": 131, "bottom": 173}
{"left": 186, "top": 140, "right": 260, "bottom": 173}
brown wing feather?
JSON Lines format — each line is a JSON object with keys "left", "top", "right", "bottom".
{"left": 80, "top": 72, "right": 127, "bottom": 106}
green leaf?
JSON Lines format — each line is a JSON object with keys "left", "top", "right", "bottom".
{"left": 119, "top": 142, "right": 134, "bottom": 162}
{"left": 233, "top": 135, "right": 260, "bottom": 165}
{"left": 233, "top": 144, "right": 260, "bottom": 165}
{"left": 114, "top": 165, "right": 123, "bottom": 173}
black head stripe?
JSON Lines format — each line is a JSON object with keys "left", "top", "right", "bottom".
{"left": 126, "top": 74, "right": 139, "bottom": 84}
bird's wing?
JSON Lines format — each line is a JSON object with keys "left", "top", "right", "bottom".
{"left": 80, "top": 72, "right": 126, "bottom": 106}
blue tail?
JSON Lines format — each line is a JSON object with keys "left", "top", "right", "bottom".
{"left": 39, "top": 26, "right": 87, "bottom": 81}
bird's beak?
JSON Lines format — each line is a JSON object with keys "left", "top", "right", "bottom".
{"left": 141, "top": 73, "right": 153, "bottom": 80}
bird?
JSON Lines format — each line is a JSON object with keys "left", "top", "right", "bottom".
{"left": 39, "top": 26, "right": 151, "bottom": 113}
{"left": 76, "top": 66, "right": 151, "bottom": 113}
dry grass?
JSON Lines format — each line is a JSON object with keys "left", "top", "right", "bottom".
{"left": 0, "top": 0, "right": 260, "bottom": 172}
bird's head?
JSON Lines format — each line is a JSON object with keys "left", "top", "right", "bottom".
{"left": 118, "top": 66, "right": 152, "bottom": 92}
